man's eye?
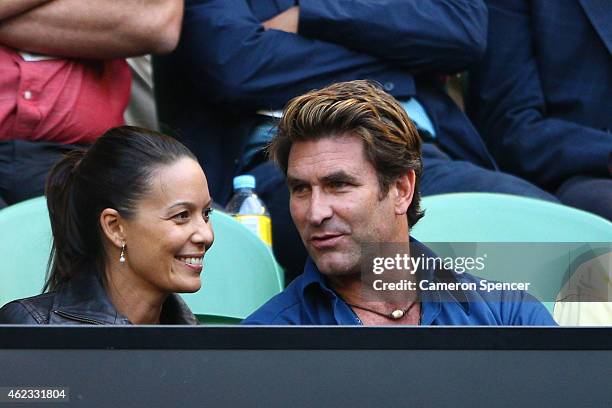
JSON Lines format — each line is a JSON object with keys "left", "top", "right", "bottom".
{"left": 203, "top": 207, "right": 213, "bottom": 222}
{"left": 330, "top": 180, "right": 349, "bottom": 189}
{"left": 291, "top": 185, "right": 308, "bottom": 194}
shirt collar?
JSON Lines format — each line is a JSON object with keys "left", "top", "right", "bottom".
{"left": 297, "top": 238, "right": 471, "bottom": 325}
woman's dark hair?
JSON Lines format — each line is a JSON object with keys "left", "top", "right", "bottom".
{"left": 43, "top": 126, "right": 197, "bottom": 291}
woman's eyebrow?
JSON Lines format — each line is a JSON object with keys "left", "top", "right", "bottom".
{"left": 168, "top": 199, "right": 213, "bottom": 210}
{"left": 167, "top": 201, "right": 192, "bottom": 210}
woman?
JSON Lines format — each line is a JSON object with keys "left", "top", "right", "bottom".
{"left": 0, "top": 126, "right": 214, "bottom": 324}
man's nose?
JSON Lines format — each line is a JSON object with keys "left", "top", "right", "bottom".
{"left": 306, "top": 190, "right": 333, "bottom": 225}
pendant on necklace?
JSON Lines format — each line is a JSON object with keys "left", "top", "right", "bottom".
{"left": 391, "top": 310, "right": 404, "bottom": 319}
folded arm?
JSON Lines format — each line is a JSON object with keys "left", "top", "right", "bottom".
{"left": 0, "top": 0, "right": 184, "bottom": 59}
{"left": 0, "top": 0, "right": 52, "bottom": 20}
{"left": 292, "top": 0, "right": 488, "bottom": 73}
{"left": 181, "top": 0, "right": 415, "bottom": 109}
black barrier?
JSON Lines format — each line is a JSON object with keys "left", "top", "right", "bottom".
{"left": 0, "top": 327, "right": 611, "bottom": 407}
{"left": 0, "top": 326, "right": 611, "bottom": 349}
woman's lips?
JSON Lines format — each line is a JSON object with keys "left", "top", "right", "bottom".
{"left": 310, "top": 234, "right": 345, "bottom": 250}
{"left": 174, "top": 256, "right": 204, "bottom": 272}
{"left": 181, "top": 261, "right": 203, "bottom": 272}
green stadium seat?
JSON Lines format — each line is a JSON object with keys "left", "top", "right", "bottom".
{"left": 181, "top": 209, "right": 284, "bottom": 323}
{"left": 0, "top": 196, "right": 284, "bottom": 324}
{"left": 414, "top": 193, "right": 612, "bottom": 242}
{"left": 412, "top": 193, "right": 612, "bottom": 316}
{"left": 0, "top": 196, "right": 52, "bottom": 308}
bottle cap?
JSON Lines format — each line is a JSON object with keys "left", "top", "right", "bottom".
{"left": 233, "top": 175, "right": 256, "bottom": 190}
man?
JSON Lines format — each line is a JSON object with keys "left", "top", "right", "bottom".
{"left": 0, "top": 0, "right": 183, "bottom": 208}
{"left": 468, "top": 0, "right": 612, "bottom": 220}
{"left": 154, "top": 0, "right": 555, "bottom": 280}
{"left": 244, "top": 81, "right": 555, "bottom": 325}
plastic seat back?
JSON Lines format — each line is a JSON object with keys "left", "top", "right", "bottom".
{"left": 412, "top": 193, "right": 612, "bottom": 314}
{"left": 181, "top": 210, "right": 284, "bottom": 322}
{"left": 0, "top": 197, "right": 51, "bottom": 307}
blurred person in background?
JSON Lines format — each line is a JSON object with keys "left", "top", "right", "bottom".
{"left": 0, "top": 127, "right": 213, "bottom": 325}
{"left": 0, "top": 0, "right": 183, "bottom": 209}
{"left": 468, "top": 0, "right": 612, "bottom": 220}
{"left": 554, "top": 252, "right": 612, "bottom": 326}
{"left": 155, "top": 0, "right": 556, "bottom": 282}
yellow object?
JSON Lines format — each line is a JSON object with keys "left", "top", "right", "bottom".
{"left": 234, "top": 215, "right": 272, "bottom": 247}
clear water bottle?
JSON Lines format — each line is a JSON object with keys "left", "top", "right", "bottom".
{"left": 225, "top": 175, "right": 272, "bottom": 247}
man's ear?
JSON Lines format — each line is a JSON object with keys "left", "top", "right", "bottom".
{"left": 393, "top": 170, "right": 416, "bottom": 216}
{"left": 99, "top": 208, "right": 126, "bottom": 248}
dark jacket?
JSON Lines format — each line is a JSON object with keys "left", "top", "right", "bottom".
{"left": 154, "top": 0, "right": 495, "bottom": 204}
{"left": 468, "top": 0, "right": 612, "bottom": 190}
{"left": 0, "top": 273, "right": 197, "bottom": 325}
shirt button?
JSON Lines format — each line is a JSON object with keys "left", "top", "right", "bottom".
{"left": 383, "top": 82, "right": 395, "bottom": 92}
{"left": 23, "top": 90, "right": 33, "bottom": 100}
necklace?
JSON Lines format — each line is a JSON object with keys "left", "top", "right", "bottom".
{"left": 345, "top": 301, "right": 418, "bottom": 320}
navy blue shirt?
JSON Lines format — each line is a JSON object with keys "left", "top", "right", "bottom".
{"left": 244, "top": 242, "right": 556, "bottom": 326}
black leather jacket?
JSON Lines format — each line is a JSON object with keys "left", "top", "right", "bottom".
{"left": 0, "top": 273, "right": 197, "bottom": 325}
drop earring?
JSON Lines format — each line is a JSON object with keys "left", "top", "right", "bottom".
{"left": 119, "top": 243, "right": 126, "bottom": 263}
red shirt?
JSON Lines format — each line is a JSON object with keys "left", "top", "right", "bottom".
{"left": 0, "top": 46, "right": 131, "bottom": 144}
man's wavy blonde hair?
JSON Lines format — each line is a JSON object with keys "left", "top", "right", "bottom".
{"left": 269, "top": 80, "right": 424, "bottom": 227}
